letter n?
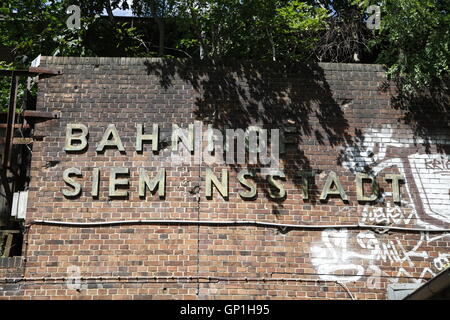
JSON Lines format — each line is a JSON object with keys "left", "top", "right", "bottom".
{"left": 206, "top": 169, "right": 228, "bottom": 199}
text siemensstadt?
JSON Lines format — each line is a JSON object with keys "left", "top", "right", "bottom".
{"left": 62, "top": 123, "right": 405, "bottom": 202}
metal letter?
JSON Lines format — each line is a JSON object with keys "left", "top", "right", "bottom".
{"left": 91, "top": 168, "right": 100, "bottom": 197}
{"left": 62, "top": 168, "right": 82, "bottom": 197}
{"left": 65, "top": 124, "right": 88, "bottom": 152}
{"left": 139, "top": 168, "right": 166, "bottom": 198}
{"left": 136, "top": 124, "right": 159, "bottom": 152}
{"left": 172, "top": 124, "right": 194, "bottom": 152}
{"left": 385, "top": 174, "right": 405, "bottom": 203}
{"left": 268, "top": 171, "right": 286, "bottom": 199}
{"left": 237, "top": 169, "right": 257, "bottom": 199}
{"left": 320, "top": 171, "right": 348, "bottom": 201}
{"left": 97, "top": 124, "right": 125, "bottom": 152}
{"left": 109, "top": 167, "right": 129, "bottom": 197}
{"left": 297, "top": 171, "right": 314, "bottom": 200}
{"left": 356, "top": 173, "right": 378, "bottom": 202}
{"left": 206, "top": 169, "right": 228, "bottom": 199}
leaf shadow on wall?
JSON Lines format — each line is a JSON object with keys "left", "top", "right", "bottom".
{"left": 385, "top": 80, "right": 450, "bottom": 155}
{"left": 144, "top": 59, "right": 356, "bottom": 215}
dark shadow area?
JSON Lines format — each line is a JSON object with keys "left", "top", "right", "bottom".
{"left": 108, "top": 194, "right": 130, "bottom": 201}
{"left": 139, "top": 193, "right": 166, "bottom": 201}
{"left": 144, "top": 59, "right": 355, "bottom": 203}
{"left": 386, "top": 79, "right": 450, "bottom": 154}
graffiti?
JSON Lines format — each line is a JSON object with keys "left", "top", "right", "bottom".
{"left": 315, "top": 124, "right": 450, "bottom": 290}
{"left": 341, "top": 124, "right": 404, "bottom": 173}
{"left": 360, "top": 202, "right": 419, "bottom": 226}
{"left": 342, "top": 124, "right": 450, "bottom": 227}
{"left": 433, "top": 253, "right": 450, "bottom": 271}
{"left": 338, "top": 201, "right": 419, "bottom": 226}
{"left": 408, "top": 153, "right": 450, "bottom": 225}
{"left": 311, "top": 228, "right": 450, "bottom": 288}
{"left": 366, "top": 265, "right": 396, "bottom": 289}
{"left": 356, "top": 232, "right": 424, "bottom": 267}
{"left": 310, "top": 229, "right": 365, "bottom": 282}
{"left": 424, "top": 158, "right": 450, "bottom": 170}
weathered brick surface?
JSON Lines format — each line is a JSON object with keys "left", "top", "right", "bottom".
{"left": 0, "top": 257, "right": 23, "bottom": 298}
{"left": 1, "top": 57, "right": 449, "bottom": 300}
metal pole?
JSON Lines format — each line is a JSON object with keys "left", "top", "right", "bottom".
{"left": 1, "top": 72, "right": 19, "bottom": 205}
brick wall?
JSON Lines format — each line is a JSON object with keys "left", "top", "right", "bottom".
{"left": 0, "top": 257, "right": 23, "bottom": 298}
{"left": 1, "top": 57, "right": 449, "bottom": 300}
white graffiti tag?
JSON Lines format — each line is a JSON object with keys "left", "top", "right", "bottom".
{"left": 361, "top": 201, "right": 419, "bottom": 225}
{"left": 311, "top": 229, "right": 430, "bottom": 285}
{"left": 311, "top": 229, "right": 367, "bottom": 282}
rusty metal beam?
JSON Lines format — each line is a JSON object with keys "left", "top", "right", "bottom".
{"left": 3, "top": 73, "right": 18, "bottom": 169}
{"left": 0, "top": 68, "right": 63, "bottom": 76}
{"left": 0, "top": 66, "right": 61, "bottom": 213}
{"left": 0, "top": 123, "right": 30, "bottom": 129}
{"left": 2, "top": 233, "right": 13, "bottom": 257}
{"left": 0, "top": 73, "right": 19, "bottom": 205}
{"left": 0, "top": 110, "right": 59, "bottom": 120}
{"left": 0, "top": 230, "right": 21, "bottom": 234}
{"left": 0, "top": 66, "right": 61, "bottom": 210}
{"left": 0, "top": 137, "right": 33, "bottom": 145}
{"left": 0, "top": 170, "right": 12, "bottom": 205}
{"left": 28, "top": 67, "right": 63, "bottom": 75}
{"left": 23, "top": 110, "right": 59, "bottom": 119}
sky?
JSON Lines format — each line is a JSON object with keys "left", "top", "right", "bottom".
{"left": 109, "top": 0, "right": 134, "bottom": 17}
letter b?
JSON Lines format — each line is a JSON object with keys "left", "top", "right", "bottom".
{"left": 65, "top": 124, "right": 88, "bottom": 152}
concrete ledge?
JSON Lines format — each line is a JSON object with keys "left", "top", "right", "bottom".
{"left": 39, "top": 56, "right": 386, "bottom": 72}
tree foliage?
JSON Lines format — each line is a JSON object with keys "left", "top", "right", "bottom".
{"left": 0, "top": 0, "right": 448, "bottom": 94}
{"left": 0, "top": 0, "right": 147, "bottom": 64}
{"left": 355, "top": 0, "right": 450, "bottom": 93}
{"left": 312, "top": 0, "right": 373, "bottom": 62}
{"left": 173, "top": 0, "right": 328, "bottom": 61}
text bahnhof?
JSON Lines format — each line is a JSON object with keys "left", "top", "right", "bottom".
{"left": 62, "top": 123, "right": 404, "bottom": 202}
